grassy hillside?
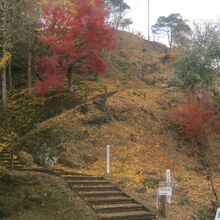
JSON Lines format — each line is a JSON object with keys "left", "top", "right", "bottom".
{"left": 1, "top": 31, "right": 219, "bottom": 219}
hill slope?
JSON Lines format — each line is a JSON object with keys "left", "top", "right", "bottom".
{"left": 12, "top": 31, "right": 220, "bottom": 219}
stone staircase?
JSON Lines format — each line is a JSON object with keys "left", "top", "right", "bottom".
{"left": 0, "top": 148, "right": 156, "bottom": 220}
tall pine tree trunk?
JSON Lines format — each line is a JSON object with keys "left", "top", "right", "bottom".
{"left": 27, "top": 51, "right": 32, "bottom": 94}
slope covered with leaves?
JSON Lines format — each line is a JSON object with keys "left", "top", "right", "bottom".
{"left": 12, "top": 31, "right": 220, "bottom": 219}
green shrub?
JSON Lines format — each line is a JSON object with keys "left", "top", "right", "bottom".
{"left": 185, "top": 164, "right": 193, "bottom": 171}
{"left": 211, "top": 88, "right": 220, "bottom": 107}
{"left": 193, "top": 206, "right": 215, "bottom": 220}
{"left": 165, "top": 76, "right": 181, "bottom": 87}
{"left": 178, "top": 195, "right": 189, "bottom": 205}
{"left": 146, "top": 180, "right": 158, "bottom": 189}
{"left": 175, "top": 175, "right": 182, "bottom": 182}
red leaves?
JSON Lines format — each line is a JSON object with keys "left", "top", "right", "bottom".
{"left": 35, "top": 0, "right": 116, "bottom": 96}
{"left": 170, "top": 96, "right": 220, "bottom": 141}
{"left": 35, "top": 57, "right": 67, "bottom": 96}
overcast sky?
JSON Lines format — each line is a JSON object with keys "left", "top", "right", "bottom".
{"left": 124, "top": 0, "right": 220, "bottom": 43}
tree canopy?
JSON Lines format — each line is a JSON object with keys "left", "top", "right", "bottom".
{"left": 174, "top": 22, "right": 220, "bottom": 89}
{"left": 103, "top": 0, "right": 132, "bottom": 29}
{"left": 152, "top": 13, "right": 191, "bottom": 48}
{"left": 35, "top": 0, "right": 116, "bottom": 95}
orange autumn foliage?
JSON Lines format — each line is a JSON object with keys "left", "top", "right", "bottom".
{"left": 170, "top": 96, "right": 220, "bottom": 142}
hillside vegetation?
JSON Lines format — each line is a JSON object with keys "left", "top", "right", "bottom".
{"left": 1, "top": 31, "right": 217, "bottom": 219}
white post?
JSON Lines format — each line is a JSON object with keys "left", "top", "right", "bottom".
{"left": 106, "top": 145, "right": 110, "bottom": 175}
{"left": 166, "top": 169, "right": 172, "bottom": 204}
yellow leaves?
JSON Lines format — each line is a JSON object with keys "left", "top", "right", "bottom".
{"left": 0, "top": 52, "right": 11, "bottom": 69}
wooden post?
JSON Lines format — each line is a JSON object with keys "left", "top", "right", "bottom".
{"left": 160, "top": 195, "right": 166, "bottom": 218}
{"left": 10, "top": 147, "right": 14, "bottom": 171}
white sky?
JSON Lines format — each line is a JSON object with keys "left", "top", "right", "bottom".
{"left": 124, "top": 0, "right": 220, "bottom": 43}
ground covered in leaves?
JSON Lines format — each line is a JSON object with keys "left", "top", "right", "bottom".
{"left": 0, "top": 169, "right": 97, "bottom": 220}
{"left": 19, "top": 77, "right": 220, "bottom": 219}
{"left": 1, "top": 31, "right": 220, "bottom": 219}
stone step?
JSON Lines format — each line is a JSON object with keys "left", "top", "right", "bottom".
{"left": 99, "top": 210, "right": 155, "bottom": 220}
{"left": 6, "top": 164, "right": 26, "bottom": 169}
{"left": 63, "top": 175, "right": 104, "bottom": 181}
{"left": 0, "top": 159, "right": 20, "bottom": 163}
{"left": 56, "top": 171, "right": 86, "bottom": 176}
{"left": 80, "top": 191, "right": 125, "bottom": 197}
{"left": 67, "top": 180, "right": 110, "bottom": 185}
{"left": 0, "top": 153, "right": 11, "bottom": 157}
{"left": 87, "top": 197, "right": 135, "bottom": 205}
{"left": 71, "top": 185, "right": 118, "bottom": 192}
{"left": 94, "top": 203, "right": 145, "bottom": 213}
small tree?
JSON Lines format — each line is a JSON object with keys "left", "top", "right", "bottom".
{"left": 173, "top": 49, "right": 214, "bottom": 89}
{"left": 174, "top": 22, "right": 220, "bottom": 90}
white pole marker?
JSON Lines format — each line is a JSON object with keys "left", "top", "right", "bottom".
{"left": 166, "top": 169, "right": 172, "bottom": 204}
{"left": 106, "top": 145, "right": 110, "bottom": 175}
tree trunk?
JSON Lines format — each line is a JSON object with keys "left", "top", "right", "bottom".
{"left": 8, "top": 59, "right": 12, "bottom": 91}
{"left": 27, "top": 51, "right": 32, "bottom": 94}
{"left": 115, "top": 0, "right": 122, "bottom": 29}
{"left": 170, "top": 27, "right": 173, "bottom": 48}
{"left": 2, "top": 67, "right": 7, "bottom": 108}
{"left": 67, "top": 64, "right": 73, "bottom": 93}
{"left": 1, "top": 0, "right": 7, "bottom": 108}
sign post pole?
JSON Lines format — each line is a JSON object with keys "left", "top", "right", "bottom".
{"left": 161, "top": 195, "right": 166, "bottom": 218}
{"left": 166, "top": 169, "right": 172, "bottom": 204}
{"left": 106, "top": 145, "right": 110, "bottom": 175}
{"left": 215, "top": 208, "right": 220, "bottom": 220}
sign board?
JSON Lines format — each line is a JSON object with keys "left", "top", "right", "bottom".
{"left": 215, "top": 208, "right": 220, "bottom": 220}
{"left": 158, "top": 186, "right": 172, "bottom": 196}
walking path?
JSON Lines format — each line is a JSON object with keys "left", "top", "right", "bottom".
{"left": 0, "top": 149, "right": 155, "bottom": 220}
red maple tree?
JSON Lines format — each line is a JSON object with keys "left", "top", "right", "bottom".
{"left": 35, "top": 0, "right": 116, "bottom": 95}
{"left": 170, "top": 96, "right": 220, "bottom": 142}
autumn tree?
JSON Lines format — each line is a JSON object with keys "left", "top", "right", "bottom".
{"left": 36, "top": 0, "right": 116, "bottom": 95}
{"left": 152, "top": 13, "right": 191, "bottom": 48}
{"left": 170, "top": 96, "right": 220, "bottom": 143}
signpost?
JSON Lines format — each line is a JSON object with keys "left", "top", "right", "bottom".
{"left": 159, "top": 186, "right": 172, "bottom": 196}
{"left": 157, "top": 169, "right": 173, "bottom": 218}
{"left": 106, "top": 145, "right": 110, "bottom": 175}
{"left": 215, "top": 208, "right": 220, "bottom": 220}
{"left": 166, "top": 169, "right": 172, "bottom": 204}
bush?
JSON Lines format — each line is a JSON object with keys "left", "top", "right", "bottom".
{"left": 211, "top": 88, "right": 220, "bottom": 108}
{"left": 165, "top": 76, "right": 182, "bottom": 87}
{"left": 170, "top": 96, "right": 220, "bottom": 142}
{"left": 178, "top": 195, "right": 189, "bottom": 205}
{"left": 193, "top": 206, "right": 215, "bottom": 220}
{"left": 173, "top": 49, "right": 214, "bottom": 88}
